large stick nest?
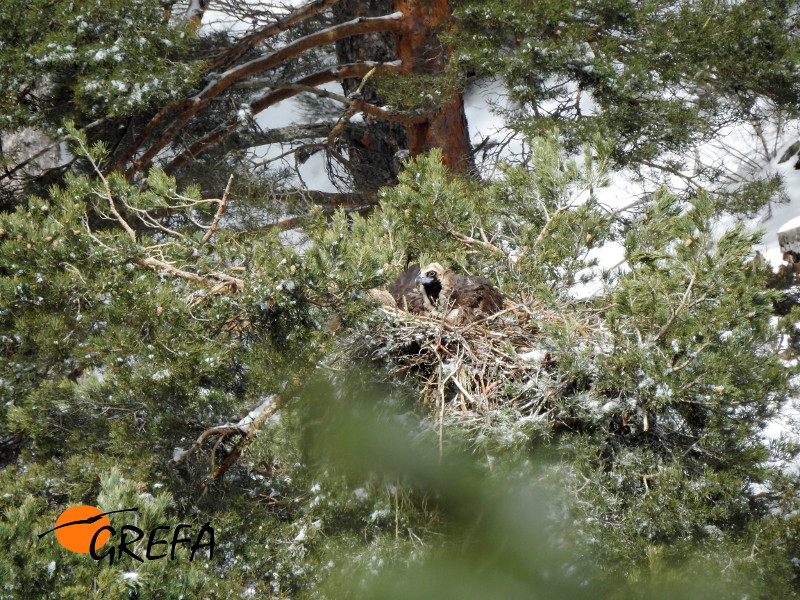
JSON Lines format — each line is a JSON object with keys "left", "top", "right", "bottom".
{"left": 343, "top": 302, "right": 604, "bottom": 421}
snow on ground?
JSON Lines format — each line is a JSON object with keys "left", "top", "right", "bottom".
{"left": 694, "top": 116, "right": 800, "bottom": 267}
{"left": 764, "top": 393, "right": 800, "bottom": 475}
{"left": 702, "top": 124, "right": 800, "bottom": 460}
{"left": 754, "top": 157, "right": 800, "bottom": 267}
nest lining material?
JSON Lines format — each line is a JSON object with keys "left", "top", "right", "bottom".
{"left": 346, "top": 301, "right": 603, "bottom": 420}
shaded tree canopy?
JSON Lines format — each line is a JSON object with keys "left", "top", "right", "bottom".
{"left": 1, "top": 0, "right": 475, "bottom": 213}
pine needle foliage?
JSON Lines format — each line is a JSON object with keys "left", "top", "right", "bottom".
{"left": 452, "top": 0, "right": 800, "bottom": 170}
{"left": 0, "top": 130, "right": 798, "bottom": 597}
{"left": 0, "top": 0, "right": 200, "bottom": 130}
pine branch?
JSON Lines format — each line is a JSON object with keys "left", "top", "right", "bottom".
{"left": 208, "top": 0, "right": 343, "bottom": 71}
{"left": 200, "top": 173, "right": 233, "bottom": 246}
{"left": 130, "top": 255, "right": 245, "bottom": 292}
{"left": 232, "top": 121, "right": 368, "bottom": 149}
{"left": 119, "top": 13, "right": 405, "bottom": 176}
{"left": 257, "top": 81, "right": 429, "bottom": 123}
{"left": 263, "top": 203, "right": 373, "bottom": 231}
{"left": 165, "top": 62, "right": 399, "bottom": 173}
{"left": 0, "top": 117, "right": 106, "bottom": 183}
{"left": 72, "top": 133, "right": 245, "bottom": 296}
{"left": 74, "top": 134, "right": 138, "bottom": 243}
{"left": 113, "top": 0, "right": 345, "bottom": 173}
{"left": 450, "top": 231, "right": 504, "bottom": 256}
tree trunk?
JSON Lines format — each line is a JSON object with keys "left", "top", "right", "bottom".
{"left": 332, "top": 0, "right": 408, "bottom": 194}
{"left": 393, "top": 0, "right": 472, "bottom": 172}
{"left": 334, "top": 0, "right": 472, "bottom": 190}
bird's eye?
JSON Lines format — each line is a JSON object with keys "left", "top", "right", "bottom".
{"left": 427, "top": 271, "right": 436, "bottom": 277}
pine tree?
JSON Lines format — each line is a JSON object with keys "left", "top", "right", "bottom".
{"left": 452, "top": 0, "right": 800, "bottom": 194}
{"left": 2, "top": 1, "right": 800, "bottom": 597}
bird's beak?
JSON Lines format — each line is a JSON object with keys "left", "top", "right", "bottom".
{"left": 416, "top": 275, "right": 434, "bottom": 285}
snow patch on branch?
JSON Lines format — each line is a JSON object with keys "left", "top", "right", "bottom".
{"left": 171, "top": 394, "right": 279, "bottom": 466}
{"left": 236, "top": 394, "right": 278, "bottom": 430}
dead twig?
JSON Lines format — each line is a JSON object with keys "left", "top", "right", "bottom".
{"left": 200, "top": 174, "right": 233, "bottom": 246}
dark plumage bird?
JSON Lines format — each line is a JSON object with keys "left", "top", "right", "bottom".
{"left": 386, "top": 263, "right": 435, "bottom": 315}
{"left": 370, "top": 262, "right": 504, "bottom": 324}
{"left": 416, "top": 262, "right": 503, "bottom": 324}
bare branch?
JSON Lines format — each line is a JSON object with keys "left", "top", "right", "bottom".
{"left": 73, "top": 135, "right": 138, "bottom": 242}
{"left": 450, "top": 231, "right": 505, "bottom": 256}
{"left": 235, "top": 121, "right": 368, "bottom": 148}
{"left": 165, "top": 62, "right": 399, "bottom": 173}
{"left": 208, "top": 0, "right": 343, "bottom": 71}
{"left": 173, "top": 394, "right": 280, "bottom": 468}
{"left": 200, "top": 174, "right": 233, "bottom": 246}
{"left": 199, "top": 394, "right": 284, "bottom": 491}
{"left": 131, "top": 255, "right": 245, "bottom": 292}
{"left": 257, "top": 81, "right": 428, "bottom": 123}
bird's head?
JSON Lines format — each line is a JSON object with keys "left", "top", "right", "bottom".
{"left": 416, "top": 262, "right": 446, "bottom": 285}
{"left": 416, "top": 262, "right": 446, "bottom": 301}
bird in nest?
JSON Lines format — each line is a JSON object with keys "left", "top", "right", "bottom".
{"left": 370, "top": 262, "right": 504, "bottom": 325}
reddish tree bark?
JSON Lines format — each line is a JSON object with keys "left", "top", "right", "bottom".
{"left": 331, "top": 0, "right": 473, "bottom": 182}
{"left": 117, "top": 0, "right": 473, "bottom": 188}
{"left": 392, "top": 0, "right": 472, "bottom": 172}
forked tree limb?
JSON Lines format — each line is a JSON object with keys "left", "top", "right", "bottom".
{"left": 195, "top": 368, "right": 321, "bottom": 490}
{"left": 165, "top": 62, "right": 400, "bottom": 173}
{"left": 173, "top": 394, "right": 281, "bottom": 473}
{"left": 196, "top": 393, "right": 287, "bottom": 492}
{"left": 131, "top": 255, "right": 245, "bottom": 292}
{"left": 120, "top": 13, "right": 405, "bottom": 177}
{"left": 450, "top": 231, "right": 504, "bottom": 256}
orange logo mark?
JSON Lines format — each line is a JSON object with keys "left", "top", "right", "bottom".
{"left": 53, "top": 505, "right": 111, "bottom": 553}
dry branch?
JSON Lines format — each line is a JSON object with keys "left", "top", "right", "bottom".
{"left": 232, "top": 121, "right": 369, "bottom": 150}
{"left": 79, "top": 138, "right": 244, "bottom": 298}
{"left": 450, "top": 231, "right": 505, "bottom": 256}
{"left": 130, "top": 256, "right": 245, "bottom": 292}
{"left": 173, "top": 394, "right": 281, "bottom": 473}
{"left": 200, "top": 174, "right": 233, "bottom": 246}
